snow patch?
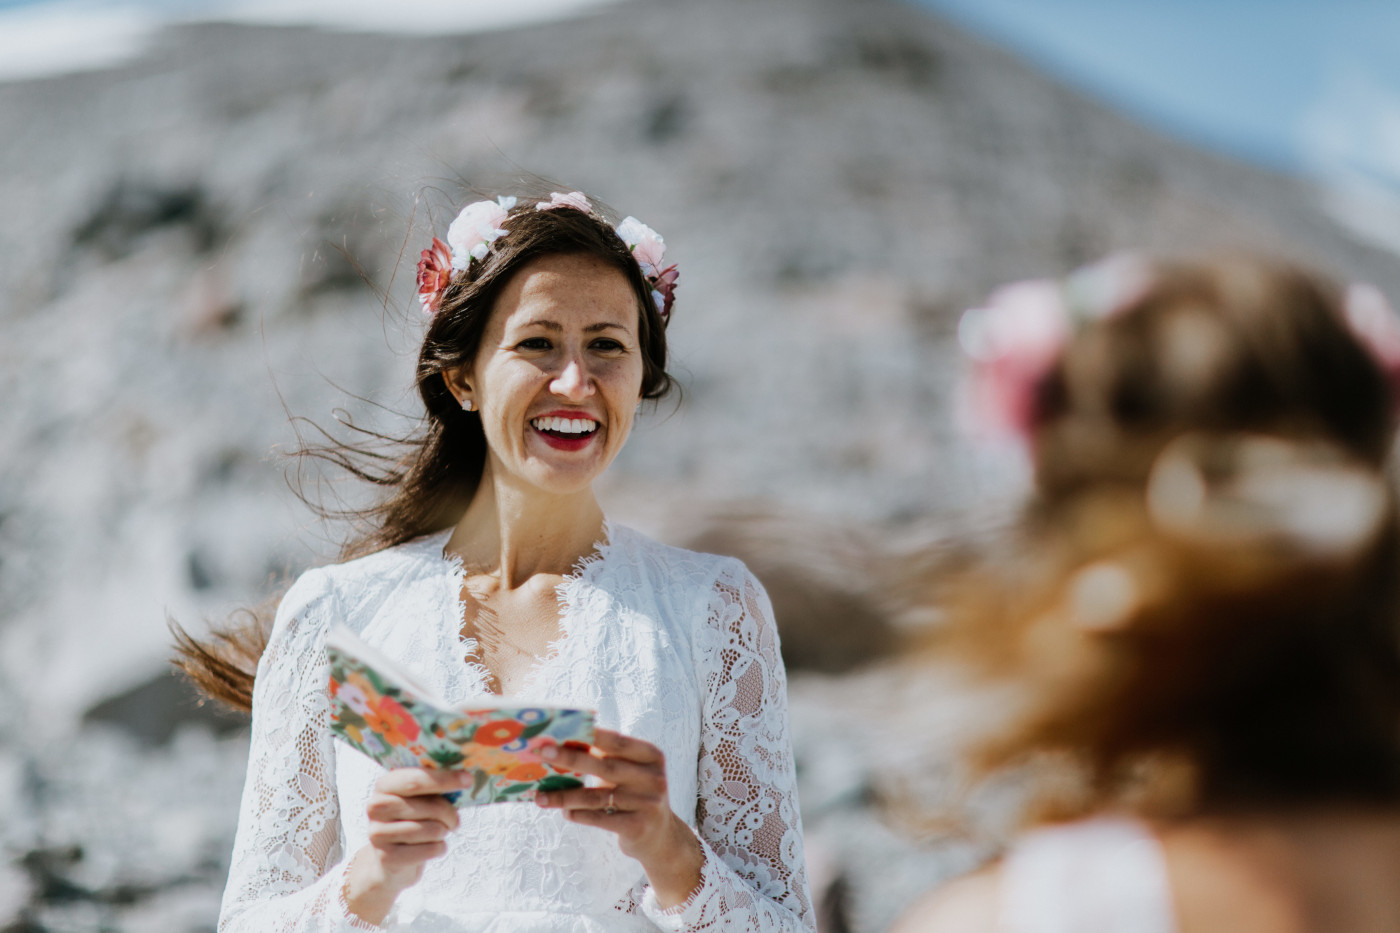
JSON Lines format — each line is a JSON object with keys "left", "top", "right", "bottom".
{"left": 214, "top": 0, "right": 627, "bottom": 35}
{"left": 0, "top": 1, "right": 156, "bottom": 82}
{"left": 0, "top": 0, "right": 627, "bottom": 83}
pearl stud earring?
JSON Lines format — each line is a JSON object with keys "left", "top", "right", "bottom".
{"left": 461, "top": 398, "right": 474, "bottom": 412}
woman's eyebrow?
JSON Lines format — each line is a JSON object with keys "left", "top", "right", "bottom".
{"left": 517, "top": 319, "right": 631, "bottom": 333}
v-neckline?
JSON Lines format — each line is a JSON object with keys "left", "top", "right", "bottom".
{"left": 435, "top": 522, "right": 615, "bottom": 699}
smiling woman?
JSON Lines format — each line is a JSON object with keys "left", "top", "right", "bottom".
{"left": 173, "top": 191, "right": 813, "bottom": 932}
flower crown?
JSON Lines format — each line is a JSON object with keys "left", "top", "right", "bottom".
{"left": 415, "top": 191, "right": 680, "bottom": 321}
{"left": 957, "top": 254, "right": 1400, "bottom": 449}
{"left": 956, "top": 253, "right": 1153, "bottom": 445}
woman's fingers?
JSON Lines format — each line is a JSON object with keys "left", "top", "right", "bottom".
{"left": 563, "top": 806, "right": 645, "bottom": 831}
{"left": 366, "top": 768, "right": 463, "bottom": 854}
{"left": 535, "top": 731, "right": 669, "bottom": 816}
{"left": 366, "top": 789, "right": 460, "bottom": 831}
{"left": 536, "top": 784, "right": 660, "bottom": 813}
{"left": 591, "top": 728, "right": 665, "bottom": 764}
{"left": 368, "top": 840, "right": 449, "bottom": 873}
{"left": 538, "top": 730, "right": 666, "bottom": 787}
{"left": 368, "top": 817, "right": 453, "bottom": 846}
{"left": 374, "top": 767, "right": 470, "bottom": 798}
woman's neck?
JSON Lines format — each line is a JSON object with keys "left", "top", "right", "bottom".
{"left": 444, "top": 462, "right": 606, "bottom": 589}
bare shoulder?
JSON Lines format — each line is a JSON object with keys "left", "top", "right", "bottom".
{"left": 888, "top": 866, "right": 1001, "bottom": 933}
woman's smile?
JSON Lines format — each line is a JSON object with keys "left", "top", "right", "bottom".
{"left": 530, "top": 409, "right": 602, "bottom": 451}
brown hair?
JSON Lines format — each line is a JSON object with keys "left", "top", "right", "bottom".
{"left": 940, "top": 255, "right": 1400, "bottom": 817}
{"left": 173, "top": 196, "right": 675, "bottom": 710}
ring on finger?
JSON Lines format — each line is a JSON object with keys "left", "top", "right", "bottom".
{"left": 604, "top": 791, "right": 616, "bottom": 816}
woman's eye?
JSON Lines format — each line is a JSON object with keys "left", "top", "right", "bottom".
{"left": 591, "top": 338, "right": 624, "bottom": 352}
{"left": 517, "top": 337, "right": 553, "bottom": 351}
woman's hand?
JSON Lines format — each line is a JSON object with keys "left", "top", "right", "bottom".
{"left": 344, "top": 768, "right": 467, "bottom": 925}
{"left": 534, "top": 728, "right": 705, "bottom": 908}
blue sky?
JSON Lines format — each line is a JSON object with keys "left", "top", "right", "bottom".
{"left": 911, "top": 0, "right": 1400, "bottom": 176}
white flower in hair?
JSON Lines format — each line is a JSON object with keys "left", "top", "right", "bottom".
{"left": 536, "top": 191, "right": 592, "bottom": 212}
{"left": 615, "top": 216, "right": 666, "bottom": 276}
{"left": 447, "top": 195, "right": 517, "bottom": 270}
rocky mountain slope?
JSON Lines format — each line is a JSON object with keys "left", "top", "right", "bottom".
{"left": 0, "top": 0, "right": 1395, "bottom": 929}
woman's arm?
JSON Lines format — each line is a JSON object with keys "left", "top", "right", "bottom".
{"left": 646, "top": 562, "right": 816, "bottom": 932}
{"left": 218, "top": 571, "right": 379, "bottom": 933}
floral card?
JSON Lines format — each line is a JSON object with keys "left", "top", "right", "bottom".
{"left": 325, "top": 625, "right": 595, "bottom": 806}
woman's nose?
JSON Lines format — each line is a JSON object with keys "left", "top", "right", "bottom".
{"left": 550, "top": 356, "right": 594, "bottom": 400}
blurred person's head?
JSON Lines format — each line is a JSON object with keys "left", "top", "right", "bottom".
{"left": 946, "top": 255, "right": 1400, "bottom": 819}
{"left": 1030, "top": 256, "right": 1393, "bottom": 496}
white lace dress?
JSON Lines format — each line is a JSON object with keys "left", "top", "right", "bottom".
{"left": 218, "top": 524, "right": 814, "bottom": 933}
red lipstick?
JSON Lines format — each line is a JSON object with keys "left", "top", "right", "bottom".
{"left": 530, "top": 410, "right": 600, "bottom": 452}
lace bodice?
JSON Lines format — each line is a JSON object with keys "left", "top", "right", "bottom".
{"left": 999, "top": 818, "right": 1177, "bottom": 933}
{"left": 219, "top": 524, "right": 814, "bottom": 932}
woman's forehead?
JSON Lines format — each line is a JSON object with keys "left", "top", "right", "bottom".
{"left": 493, "top": 254, "right": 638, "bottom": 330}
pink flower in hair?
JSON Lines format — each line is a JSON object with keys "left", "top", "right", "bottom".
{"left": 446, "top": 195, "right": 517, "bottom": 271}
{"left": 536, "top": 191, "right": 592, "bottom": 212}
{"left": 651, "top": 263, "right": 680, "bottom": 320}
{"left": 416, "top": 237, "right": 452, "bottom": 315}
{"left": 616, "top": 215, "right": 678, "bottom": 320}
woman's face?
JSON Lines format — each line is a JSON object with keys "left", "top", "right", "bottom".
{"left": 453, "top": 252, "right": 646, "bottom": 496}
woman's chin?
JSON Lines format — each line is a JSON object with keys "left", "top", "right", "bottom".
{"left": 514, "top": 430, "right": 617, "bottom": 489}
{"left": 518, "top": 456, "right": 611, "bottom": 497}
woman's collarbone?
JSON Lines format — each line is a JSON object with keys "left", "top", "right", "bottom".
{"left": 458, "top": 580, "right": 567, "bottom": 693}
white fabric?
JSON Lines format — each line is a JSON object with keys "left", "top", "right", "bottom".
{"left": 218, "top": 524, "right": 814, "bottom": 932}
{"left": 999, "top": 817, "right": 1177, "bottom": 933}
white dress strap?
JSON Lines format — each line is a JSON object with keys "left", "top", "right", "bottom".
{"left": 998, "top": 817, "right": 1177, "bottom": 933}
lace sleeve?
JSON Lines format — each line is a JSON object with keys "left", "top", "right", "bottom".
{"left": 640, "top": 563, "right": 816, "bottom": 932}
{"left": 219, "top": 571, "right": 380, "bottom": 933}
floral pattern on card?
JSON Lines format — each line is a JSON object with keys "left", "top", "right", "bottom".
{"left": 326, "top": 645, "right": 594, "bottom": 805}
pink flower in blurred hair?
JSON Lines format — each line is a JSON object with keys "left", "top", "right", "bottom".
{"left": 957, "top": 253, "right": 1154, "bottom": 447}
{"left": 1346, "top": 282, "right": 1400, "bottom": 408}
{"left": 447, "top": 196, "right": 517, "bottom": 270}
{"left": 536, "top": 191, "right": 592, "bottom": 212}
{"left": 416, "top": 237, "right": 452, "bottom": 315}
{"left": 957, "top": 279, "right": 1070, "bottom": 441}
